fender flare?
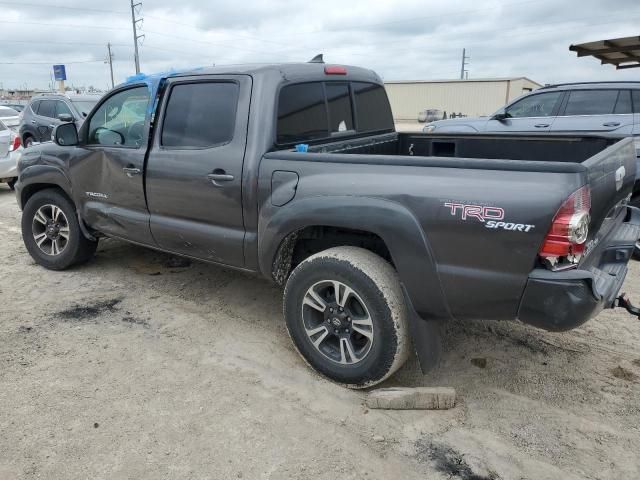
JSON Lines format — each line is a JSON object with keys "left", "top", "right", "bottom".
{"left": 18, "top": 164, "right": 74, "bottom": 208}
{"left": 259, "top": 195, "right": 452, "bottom": 321}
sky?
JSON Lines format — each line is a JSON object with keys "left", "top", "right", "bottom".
{"left": 1, "top": 0, "right": 639, "bottom": 91}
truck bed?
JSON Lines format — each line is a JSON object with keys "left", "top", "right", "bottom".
{"left": 302, "top": 132, "right": 619, "bottom": 164}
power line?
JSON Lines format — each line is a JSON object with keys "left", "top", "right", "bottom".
{"left": 0, "top": 60, "right": 103, "bottom": 65}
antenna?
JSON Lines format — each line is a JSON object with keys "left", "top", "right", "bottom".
{"left": 309, "top": 54, "right": 324, "bottom": 64}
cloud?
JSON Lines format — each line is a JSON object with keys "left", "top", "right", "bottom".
{"left": 0, "top": 0, "right": 639, "bottom": 91}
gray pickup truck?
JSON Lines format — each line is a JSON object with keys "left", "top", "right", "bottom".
{"left": 15, "top": 62, "right": 640, "bottom": 388}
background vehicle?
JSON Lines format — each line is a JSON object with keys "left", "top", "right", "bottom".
{"left": 0, "top": 106, "right": 20, "bottom": 120}
{"left": 417, "top": 108, "right": 444, "bottom": 122}
{"left": 19, "top": 93, "right": 101, "bottom": 147}
{"left": 1, "top": 104, "right": 25, "bottom": 113}
{"left": 0, "top": 118, "right": 22, "bottom": 189}
{"left": 15, "top": 63, "right": 640, "bottom": 388}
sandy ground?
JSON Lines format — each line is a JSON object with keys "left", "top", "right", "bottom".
{"left": 0, "top": 184, "right": 639, "bottom": 480}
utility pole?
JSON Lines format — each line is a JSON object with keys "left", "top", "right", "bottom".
{"left": 130, "top": 0, "right": 144, "bottom": 74}
{"left": 460, "top": 48, "right": 470, "bottom": 80}
{"left": 106, "top": 43, "right": 115, "bottom": 89}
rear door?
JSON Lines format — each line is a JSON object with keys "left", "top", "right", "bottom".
{"left": 551, "top": 89, "right": 634, "bottom": 134}
{"left": 485, "top": 90, "right": 563, "bottom": 132}
{"left": 145, "top": 75, "right": 251, "bottom": 267}
{"left": 33, "top": 100, "right": 56, "bottom": 142}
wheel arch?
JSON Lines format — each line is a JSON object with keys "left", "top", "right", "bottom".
{"left": 18, "top": 165, "right": 73, "bottom": 210}
{"left": 260, "top": 196, "right": 452, "bottom": 321}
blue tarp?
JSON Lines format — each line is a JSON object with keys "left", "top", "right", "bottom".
{"left": 119, "top": 68, "right": 203, "bottom": 116}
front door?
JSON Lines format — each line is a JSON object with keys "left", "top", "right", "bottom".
{"left": 70, "top": 84, "right": 154, "bottom": 245}
{"left": 145, "top": 75, "right": 251, "bottom": 267}
{"left": 486, "top": 90, "right": 564, "bottom": 132}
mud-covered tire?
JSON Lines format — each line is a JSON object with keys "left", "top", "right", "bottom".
{"left": 7, "top": 178, "right": 17, "bottom": 190}
{"left": 21, "top": 188, "right": 98, "bottom": 270}
{"left": 284, "top": 246, "right": 409, "bottom": 389}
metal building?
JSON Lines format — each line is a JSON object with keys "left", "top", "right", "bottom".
{"left": 384, "top": 77, "right": 542, "bottom": 121}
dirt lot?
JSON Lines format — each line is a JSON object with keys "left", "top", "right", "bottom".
{"left": 1, "top": 184, "right": 639, "bottom": 480}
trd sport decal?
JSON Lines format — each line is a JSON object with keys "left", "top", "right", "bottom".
{"left": 443, "top": 202, "right": 535, "bottom": 233}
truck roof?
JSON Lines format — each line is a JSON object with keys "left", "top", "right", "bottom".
{"left": 120, "top": 62, "right": 383, "bottom": 103}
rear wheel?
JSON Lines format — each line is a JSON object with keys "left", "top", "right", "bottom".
{"left": 7, "top": 178, "right": 17, "bottom": 190}
{"left": 284, "top": 246, "right": 409, "bottom": 389}
{"left": 21, "top": 189, "right": 98, "bottom": 270}
{"left": 23, "top": 135, "right": 34, "bottom": 148}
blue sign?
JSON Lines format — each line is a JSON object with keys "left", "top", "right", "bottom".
{"left": 53, "top": 64, "right": 66, "bottom": 81}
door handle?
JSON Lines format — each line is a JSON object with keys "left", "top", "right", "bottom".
{"left": 207, "top": 171, "right": 234, "bottom": 185}
{"left": 122, "top": 167, "right": 141, "bottom": 177}
{"left": 603, "top": 122, "right": 620, "bottom": 127}
{"left": 48, "top": 124, "right": 55, "bottom": 128}
{"left": 31, "top": 120, "right": 36, "bottom": 124}
{"left": 534, "top": 124, "right": 549, "bottom": 128}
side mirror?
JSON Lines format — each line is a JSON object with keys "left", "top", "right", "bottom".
{"left": 57, "top": 113, "right": 74, "bottom": 123}
{"left": 53, "top": 123, "right": 79, "bottom": 146}
{"left": 491, "top": 112, "right": 509, "bottom": 121}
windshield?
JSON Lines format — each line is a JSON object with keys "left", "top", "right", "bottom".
{"left": 71, "top": 100, "right": 99, "bottom": 117}
{"left": 0, "top": 107, "right": 19, "bottom": 118}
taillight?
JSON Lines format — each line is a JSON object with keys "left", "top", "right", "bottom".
{"left": 539, "top": 185, "right": 591, "bottom": 269}
{"left": 10, "top": 134, "right": 21, "bottom": 152}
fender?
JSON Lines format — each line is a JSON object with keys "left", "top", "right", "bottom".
{"left": 16, "top": 164, "right": 73, "bottom": 210}
{"left": 259, "top": 195, "right": 453, "bottom": 321}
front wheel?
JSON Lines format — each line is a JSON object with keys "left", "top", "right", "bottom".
{"left": 21, "top": 189, "right": 98, "bottom": 270}
{"left": 284, "top": 246, "right": 409, "bottom": 389}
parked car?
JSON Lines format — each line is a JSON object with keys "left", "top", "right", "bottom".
{"left": 1, "top": 103, "right": 25, "bottom": 112}
{"left": 19, "top": 93, "right": 101, "bottom": 147}
{"left": 417, "top": 108, "right": 444, "bottom": 123}
{"left": 0, "top": 117, "right": 22, "bottom": 189}
{"left": 0, "top": 106, "right": 20, "bottom": 119}
{"left": 14, "top": 63, "right": 640, "bottom": 388}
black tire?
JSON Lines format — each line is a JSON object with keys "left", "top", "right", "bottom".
{"left": 23, "top": 135, "right": 34, "bottom": 148}
{"left": 7, "top": 178, "right": 17, "bottom": 190}
{"left": 284, "top": 246, "right": 409, "bottom": 389}
{"left": 21, "top": 188, "right": 98, "bottom": 270}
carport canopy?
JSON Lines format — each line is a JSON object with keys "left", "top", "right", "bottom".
{"left": 570, "top": 35, "right": 640, "bottom": 69}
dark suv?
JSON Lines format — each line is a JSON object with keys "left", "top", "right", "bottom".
{"left": 19, "top": 93, "right": 101, "bottom": 147}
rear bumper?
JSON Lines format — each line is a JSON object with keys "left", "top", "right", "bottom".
{"left": 517, "top": 206, "right": 640, "bottom": 332}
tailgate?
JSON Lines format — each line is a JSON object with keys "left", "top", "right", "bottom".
{"left": 582, "top": 137, "right": 637, "bottom": 246}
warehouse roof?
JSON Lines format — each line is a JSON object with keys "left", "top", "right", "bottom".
{"left": 570, "top": 36, "right": 640, "bottom": 70}
{"left": 384, "top": 77, "right": 541, "bottom": 86}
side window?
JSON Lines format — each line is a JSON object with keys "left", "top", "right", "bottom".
{"left": 614, "top": 90, "right": 632, "bottom": 114}
{"left": 506, "top": 92, "right": 562, "bottom": 118}
{"left": 88, "top": 86, "right": 149, "bottom": 147}
{"left": 30, "top": 100, "right": 41, "bottom": 115}
{"left": 37, "top": 100, "right": 56, "bottom": 118}
{"left": 633, "top": 90, "right": 640, "bottom": 113}
{"left": 563, "top": 90, "right": 618, "bottom": 116}
{"left": 277, "top": 82, "right": 328, "bottom": 144}
{"left": 352, "top": 82, "right": 395, "bottom": 132}
{"left": 161, "top": 82, "right": 239, "bottom": 148}
{"left": 55, "top": 101, "right": 73, "bottom": 118}
{"left": 325, "top": 83, "right": 353, "bottom": 133}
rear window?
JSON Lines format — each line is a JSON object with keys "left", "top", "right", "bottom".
{"left": 353, "top": 82, "right": 394, "bottom": 132}
{"left": 276, "top": 81, "right": 393, "bottom": 144}
{"left": 326, "top": 83, "right": 354, "bottom": 133}
{"left": 277, "top": 83, "right": 328, "bottom": 144}
{"left": 162, "top": 82, "right": 239, "bottom": 148}
{"left": 564, "top": 90, "right": 619, "bottom": 116}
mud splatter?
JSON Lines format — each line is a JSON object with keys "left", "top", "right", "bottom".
{"left": 56, "top": 299, "right": 122, "bottom": 320}
{"left": 416, "top": 440, "right": 499, "bottom": 480}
